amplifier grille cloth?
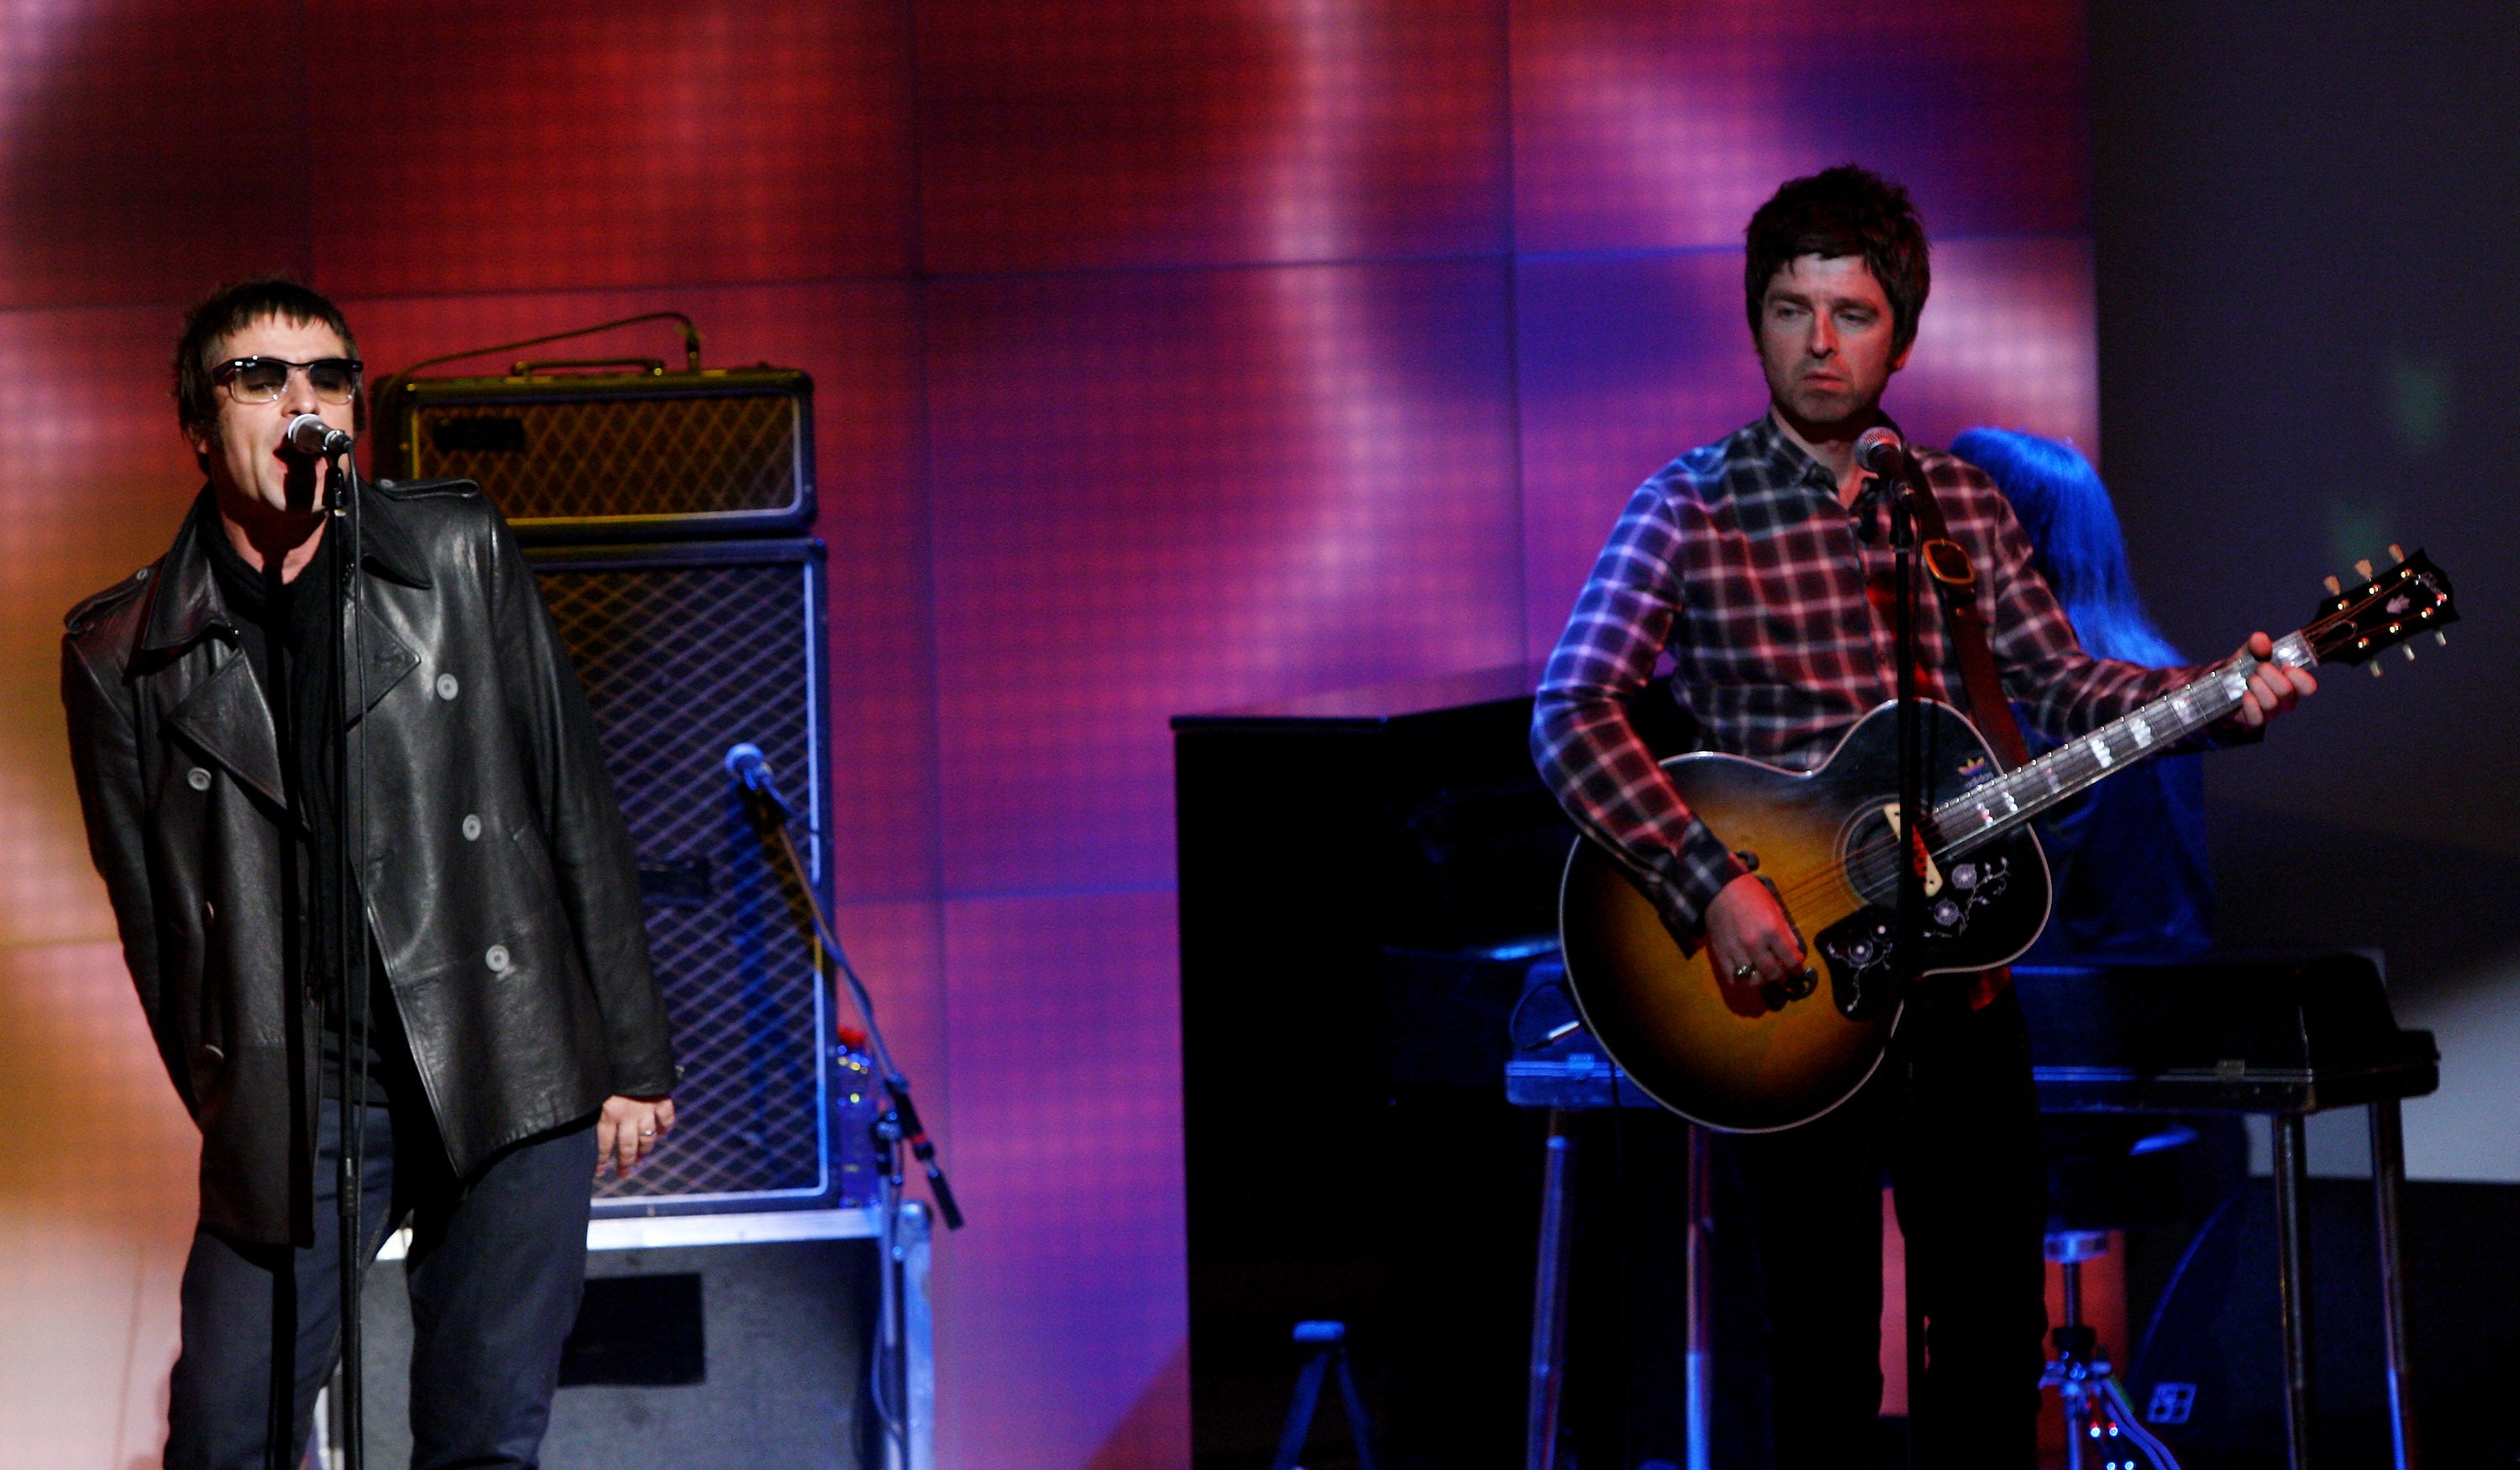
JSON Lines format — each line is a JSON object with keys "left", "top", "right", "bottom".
{"left": 535, "top": 556, "right": 826, "bottom": 1205}
{"left": 417, "top": 395, "right": 799, "bottom": 522}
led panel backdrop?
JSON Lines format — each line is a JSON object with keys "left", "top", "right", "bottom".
{"left": 925, "top": 260, "right": 1525, "bottom": 895}
{"left": 313, "top": 0, "right": 918, "bottom": 297}
{"left": 0, "top": 2, "right": 2113, "bottom": 1465}
{"left": 1510, "top": 0, "right": 2090, "bottom": 252}
{"left": 914, "top": 0, "right": 1509, "bottom": 272}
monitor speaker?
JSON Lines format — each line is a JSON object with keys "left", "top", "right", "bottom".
{"left": 2133, "top": 1177, "right": 2520, "bottom": 1467}
{"left": 524, "top": 538, "right": 869, "bottom": 1215}
{"left": 372, "top": 367, "right": 815, "bottom": 542}
{"left": 357, "top": 1236, "right": 890, "bottom": 1469}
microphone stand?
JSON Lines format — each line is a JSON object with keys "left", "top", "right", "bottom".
{"left": 1884, "top": 449, "right": 1927, "bottom": 1467}
{"left": 730, "top": 768, "right": 963, "bottom": 1469}
{"left": 323, "top": 440, "right": 373, "bottom": 1470}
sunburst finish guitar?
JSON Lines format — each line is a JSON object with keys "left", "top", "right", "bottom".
{"left": 1557, "top": 549, "right": 2457, "bottom": 1133}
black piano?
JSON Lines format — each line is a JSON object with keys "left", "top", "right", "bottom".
{"left": 1173, "top": 665, "right": 1578, "bottom": 1470}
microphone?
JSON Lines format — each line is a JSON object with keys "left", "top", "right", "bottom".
{"left": 1849, "top": 427, "right": 1908, "bottom": 543}
{"left": 285, "top": 412, "right": 354, "bottom": 458}
{"left": 1855, "top": 425, "right": 1905, "bottom": 479}
{"left": 724, "top": 742, "right": 795, "bottom": 817}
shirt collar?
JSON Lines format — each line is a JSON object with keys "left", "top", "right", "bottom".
{"left": 136, "top": 489, "right": 239, "bottom": 657}
{"left": 137, "top": 485, "right": 433, "bottom": 658}
{"left": 1740, "top": 408, "right": 1916, "bottom": 500}
{"left": 1737, "top": 412, "right": 1841, "bottom": 502}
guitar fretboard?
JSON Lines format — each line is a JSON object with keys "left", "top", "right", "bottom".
{"left": 1932, "top": 631, "right": 2315, "bottom": 858}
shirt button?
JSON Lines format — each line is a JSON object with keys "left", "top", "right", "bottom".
{"left": 186, "top": 767, "right": 213, "bottom": 791}
{"left": 485, "top": 944, "right": 511, "bottom": 974}
{"left": 461, "top": 814, "right": 482, "bottom": 841}
{"left": 436, "top": 673, "right": 460, "bottom": 701}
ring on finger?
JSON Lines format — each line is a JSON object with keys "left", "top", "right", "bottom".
{"left": 1731, "top": 962, "right": 1757, "bottom": 980}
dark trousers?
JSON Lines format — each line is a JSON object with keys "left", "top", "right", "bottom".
{"left": 1729, "top": 984, "right": 2049, "bottom": 1469}
{"left": 165, "top": 1100, "right": 598, "bottom": 1470}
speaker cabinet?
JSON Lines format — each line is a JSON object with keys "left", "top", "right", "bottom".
{"left": 525, "top": 538, "right": 869, "bottom": 1216}
{"left": 356, "top": 1218, "right": 938, "bottom": 1470}
{"left": 373, "top": 367, "right": 815, "bottom": 542}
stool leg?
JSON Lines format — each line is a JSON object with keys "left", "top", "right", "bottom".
{"left": 2370, "top": 1100, "right": 2420, "bottom": 1469}
{"left": 1333, "top": 1347, "right": 1382, "bottom": 1470}
{"left": 2061, "top": 1259, "right": 2085, "bottom": 1470}
{"left": 1272, "top": 1352, "right": 1330, "bottom": 1470}
{"left": 1685, "top": 1122, "right": 1714, "bottom": 1470}
{"left": 2273, "top": 1115, "right": 2316, "bottom": 1470}
{"left": 1525, "top": 1111, "right": 1575, "bottom": 1470}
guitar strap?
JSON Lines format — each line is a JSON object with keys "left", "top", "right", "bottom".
{"left": 1900, "top": 463, "right": 2029, "bottom": 1011}
{"left": 1902, "top": 468, "right": 2031, "bottom": 771}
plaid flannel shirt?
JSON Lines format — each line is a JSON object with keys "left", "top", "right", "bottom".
{"left": 1531, "top": 414, "right": 2192, "bottom": 942}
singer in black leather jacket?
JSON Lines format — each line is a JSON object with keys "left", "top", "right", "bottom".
{"left": 60, "top": 270, "right": 680, "bottom": 1470}
{"left": 63, "top": 474, "right": 678, "bottom": 1246}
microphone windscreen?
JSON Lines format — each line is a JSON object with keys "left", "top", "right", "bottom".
{"left": 1855, "top": 426, "right": 1905, "bottom": 476}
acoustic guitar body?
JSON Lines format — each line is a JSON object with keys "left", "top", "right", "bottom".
{"left": 1557, "top": 700, "right": 2050, "bottom": 1132}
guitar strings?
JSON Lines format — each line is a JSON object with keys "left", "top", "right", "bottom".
{"left": 1723, "top": 589, "right": 2412, "bottom": 932}
{"left": 1751, "top": 664, "right": 2244, "bottom": 913}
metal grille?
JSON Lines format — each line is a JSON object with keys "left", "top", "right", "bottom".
{"left": 413, "top": 391, "right": 804, "bottom": 524}
{"left": 532, "top": 544, "right": 836, "bottom": 1208}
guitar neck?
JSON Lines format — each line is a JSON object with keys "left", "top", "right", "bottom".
{"left": 1934, "top": 630, "right": 2317, "bottom": 858}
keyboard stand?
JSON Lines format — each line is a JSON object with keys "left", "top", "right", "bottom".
{"left": 2019, "top": 958, "right": 2439, "bottom": 1470}
{"left": 1504, "top": 1048, "right": 1713, "bottom": 1470}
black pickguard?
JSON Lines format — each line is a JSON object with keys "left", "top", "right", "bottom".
{"left": 1806, "top": 704, "right": 2051, "bottom": 1020}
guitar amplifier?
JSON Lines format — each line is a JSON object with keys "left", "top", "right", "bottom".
{"left": 370, "top": 366, "right": 816, "bottom": 543}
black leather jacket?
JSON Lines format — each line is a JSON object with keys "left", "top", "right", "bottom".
{"left": 62, "top": 480, "right": 676, "bottom": 1245}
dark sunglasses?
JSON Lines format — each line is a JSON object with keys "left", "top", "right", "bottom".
{"left": 211, "top": 355, "right": 364, "bottom": 405}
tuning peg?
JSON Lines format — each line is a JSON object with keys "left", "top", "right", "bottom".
{"left": 2369, "top": 661, "right": 2385, "bottom": 678}
{"left": 2435, "top": 630, "right": 2448, "bottom": 647}
{"left": 2324, "top": 575, "right": 2343, "bottom": 595}
{"left": 2355, "top": 559, "right": 2376, "bottom": 581}
{"left": 2389, "top": 543, "right": 2406, "bottom": 563}
{"left": 2403, "top": 643, "right": 2417, "bottom": 662}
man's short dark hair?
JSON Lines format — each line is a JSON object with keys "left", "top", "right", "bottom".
{"left": 173, "top": 276, "right": 365, "bottom": 449}
{"left": 1743, "top": 165, "right": 1930, "bottom": 357}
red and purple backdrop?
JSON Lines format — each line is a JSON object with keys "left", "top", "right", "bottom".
{"left": 0, "top": 3, "right": 2108, "bottom": 1464}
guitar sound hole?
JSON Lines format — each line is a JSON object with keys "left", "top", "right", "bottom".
{"left": 1840, "top": 807, "right": 1906, "bottom": 910}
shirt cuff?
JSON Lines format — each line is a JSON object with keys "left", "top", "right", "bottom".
{"left": 1656, "top": 818, "right": 1752, "bottom": 952}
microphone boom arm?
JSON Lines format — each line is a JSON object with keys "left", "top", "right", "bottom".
{"left": 727, "top": 748, "right": 964, "bottom": 1230}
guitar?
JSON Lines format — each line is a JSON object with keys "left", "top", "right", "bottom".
{"left": 1557, "top": 549, "right": 2458, "bottom": 1133}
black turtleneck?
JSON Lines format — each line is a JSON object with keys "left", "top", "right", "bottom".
{"left": 200, "top": 496, "right": 410, "bottom": 1106}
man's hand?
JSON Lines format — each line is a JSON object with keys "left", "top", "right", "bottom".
{"left": 1705, "top": 872, "right": 1805, "bottom": 990}
{"left": 597, "top": 1094, "right": 676, "bottom": 1179}
{"left": 2231, "top": 631, "right": 2318, "bottom": 727}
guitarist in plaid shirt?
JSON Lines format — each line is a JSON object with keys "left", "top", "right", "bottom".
{"left": 1530, "top": 165, "right": 2313, "bottom": 1466}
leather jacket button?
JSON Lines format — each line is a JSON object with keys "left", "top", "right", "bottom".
{"left": 485, "top": 944, "right": 511, "bottom": 974}
{"left": 461, "top": 814, "right": 482, "bottom": 841}
{"left": 187, "top": 767, "right": 213, "bottom": 790}
{"left": 436, "top": 673, "right": 460, "bottom": 701}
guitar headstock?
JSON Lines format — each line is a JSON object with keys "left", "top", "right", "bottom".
{"left": 2307, "top": 546, "right": 2457, "bottom": 668}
